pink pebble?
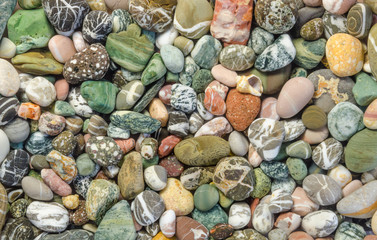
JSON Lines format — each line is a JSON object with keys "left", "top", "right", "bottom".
{"left": 259, "top": 97, "right": 280, "bottom": 120}
{"left": 41, "top": 169, "right": 72, "bottom": 197}
{"left": 211, "top": 64, "right": 238, "bottom": 87}
{"left": 159, "top": 84, "right": 172, "bottom": 105}
{"left": 84, "top": 134, "right": 91, "bottom": 144}
{"left": 276, "top": 77, "right": 314, "bottom": 119}
{"left": 289, "top": 231, "right": 314, "bottom": 240}
{"left": 158, "top": 135, "right": 181, "bottom": 158}
{"left": 55, "top": 79, "right": 69, "bottom": 100}
{"left": 48, "top": 35, "right": 77, "bottom": 63}
{"left": 342, "top": 180, "right": 363, "bottom": 197}
{"left": 300, "top": 126, "right": 329, "bottom": 145}
{"left": 248, "top": 144, "right": 262, "bottom": 167}
{"left": 323, "top": 0, "right": 357, "bottom": 15}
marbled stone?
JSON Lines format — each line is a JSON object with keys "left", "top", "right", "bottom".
{"left": 0, "top": 217, "right": 34, "bottom": 240}
{"left": 323, "top": 11, "right": 348, "bottom": 39}
{"left": 81, "top": 81, "right": 118, "bottom": 114}
{"left": 82, "top": 11, "right": 112, "bottom": 43}
{"left": 255, "top": 34, "right": 296, "bottom": 72}
{"left": 46, "top": 150, "right": 78, "bottom": 183}
{"left": 111, "top": 9, "right": 133, "bottom": 33}
{"left": 68, "top": 87, "right": 95, "bottom": 118}
{"left": 176, "top": 216, "right": 209, "bottom": 240}
{"left": 25, "top": 132, "right": 53, "bottom": 155}
{"left": 26, "top": 77, "right": 56, "bottom": 107}
{"left": 334, "top": 221, "right": 366, "bottom": 240}
{"left": 248, "top": 27, "right": 274, "bottom": 55}
{"left": 0, "top": 59, "right": 20, "bottom": 97}
{"left": 301, "top": 210, "right": 338, "bottom": 238}
{"left": 0, "top": 0, "right": 17, "bottom": 40}
{"left": 131, "top": 190, "right": 165, "bottom": 226}
{"left": 170, "top": 84, "right": 197, "bottom": 113}
{"left": 42, "top": 0, "right": 90, "bottom": 36}
{"left": 191, "top": 35, "right": 222, "bottom": 69}
{"left": 116, "top": 80, "right": 145, "bottom": 110}
{"left": 110, "top": 111, "right": 161, "bottom": 134}
{"left": 303, "top": 174, "right": 342, "bottom": 206}
{"left": 180, "top": 167, "right": 214, "bottom": 190}
{"left": 86, "top": 136, "right": 123, "bottom": 167}
{"left": 133, "top": 77, "right": 165, "bottom": 112}
{"left": 213, "top": 157, "right": 254, "bottom": 201}
{"left": 248, "top": 118, "right": 285, "bottom": 161}
{"left": 347, "top": 3, "right": 373, "bottom": 39}
{"left": 167, "top": 111, "right": 189, "bottom": 137}
{"left": 219, "top": 45, "right": 255, "bottom": 71}
{"left": 293, "top": 38, "right": 326, "bottom": 69}
{"left": 0, "top": 150, "right": 30, "bottom": 187}
{"left": 312, "top": 138, "right": 343, "bottom": 170}
{"left": 252, "top": 202, "right": 274, "bottom": 235}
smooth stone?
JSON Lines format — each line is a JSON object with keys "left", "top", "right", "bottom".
{"left": 293, "top": 6, "right": 325, "bottom": 38}
{"left": 25, "top": 131, "right": 53, "bottom": 155}
{"left": 248, "top": 118, "right": 285, "bottom": 161}
{"left": 323, "top": 11, "right": 348, "bottom": 39}
{"left": 252, "top": 168, "right": 271, "bottom": 199}
{"left": 271, "top": 177, "right": 296, "bottom": 194}
{"left": 343, "top": 180, "right": 363, "bottom": 196}
{"left": 192, "top": 69, "right": 213, "bottom": 93}
{"left": 291, "top": 187, "right": 319, "bottom": 216}
{"left": 68, "top": 87, "right": 95, "bottom": 118}
{"left": 194, "top": 184, "right": 219, "bottom": 211}
{"left": 155, "top": 24, "right": 178, "bottom": 49}
{"left": 141, "top": 53, "right": 167, "bottom": 86}
{"left": 323, "top": 0, "right": 357, "bottom": 15}
{"left": 195, "top": 117, "right": 232, "bottom": 137}
{"left": 116, "top": 80, "right": 145, "bottom": 110}
{"left": 53, "top": 101, "right": 75, "bottom": 117}
{"left": 0, "top": 37, "right": 17, "bottom": 59}
{"left": 38, "top": 230, "right": 94, "bottom": 240}
{"left": 277, "top": 77, "right": 314, "bottom": 119}
{"left": 369, "top": 23, "right": 377, "bottom": 78}
{"left": 170, "top": 84, "right": 197, "bottom": 113}
{"left": 144, "top": 165, "right": 167, "bottom": 191}
{"left": 303, "top": 174, "right": 342, "bottom": 206}
{"left": 252, "top": 202, "right": 274, "bottom": 235}
{"left": 173, "top": 36, "right": 194, "bottom": 56}
{"left": 159, "top": 210, "right": 176, "bottom": 238}
{"left": 48, "top": 35, "right": 77, "bottom": 63}
{"left": 12, "top": 51, "right": 64, "bottom": 75}
{"left": 76, "top": 154, "right": 96, "bottom": 176}
{"left": 191, "top": 35, "right": 222, "bottom": 69}
{"left": 337, "top": 180, "right": 377, "bottom": 218}
{"left": 0, "top": 149, "right": 30, "bottom": 187}
{"left": 189, "top": 112, "right": 204, "bottom": 134}
{"left": 42, "top": 0, "right": 90, "bottom": 36}
{"left": 228, "top": 202, "right": 251, "bottom": 230}
{"left": 364, "top": 99, "right": 377, "bottom": 129}
{"left": 327, "top": 102, "right": 364, "bottom": 141}
{"left": 211, "top": 64, "right": 237, "bottom": 88}
{"left": 259, "top": 97, "right": 279, "bottom": 120}
{"left": 82, "top": 11, "right": 112, "bottom": 44}
{"left": 41, "top": 168, "right": 72, "bottom": 197}
{"left": 180, "top": 167, "right": 214, "bottom": 191}
{"left": 167, "top": 111, "right": 189, "bottom": 137}
{"left": 328, "top": 164, "right": 352, "bottom": 187}
{"left": 95, "top": 200, "right": 136, "bottom": 240}
{"left": 81, "top": 81, "right": 118, "bottom": 114}
{"left": 86, "top": 179, "right": 120, "bottom": 223}
{"left": 26, "top": 77, "right": 56, "bottom": 107}
{"left": 219, "top": 45, "right": 255, "bottom": 71}
{"left": 302, "top": 105, "right": 327, "bottom": 130}
{"left": 228, "top": 229, "right": 268, "bottom": 240}
{"left": 326, "top": 33, "right": 363, "bottom": 77}
{"left": 22, "top": 176, "right": 53, "bottom": 201}
{"left": 255, "top": 34, "right": 296, "bottom": 72}
{"left": 0, "top": 218, "right": 34, "bottom": 239}
{"left": 301, "top": 210, "right": 338, "bottom": 238}
{"left": 228, "top": 131, "right": 249, "bottom": 156}
{"left": 353, "top": 72, "right": 377, "bottom": 106}
{"left": 7, "top": 8, "right": 55, "bottom": 54}
{"left": 286, "top": 140, "right": 312, "bottom": 159}
{"left": 300, "top": 18, "right": 324, "bottom": 41}
{"left": 26, "top": 202, "right": 69, "bottom": 232}
{"left": 293, "top": 38, "right": 326, "bottom": 69}
{"left": 131, "top": 190, "right": 165, "bottom": 226}
{"left": 110, "top": 111, "right": 161, "bottom": 134}
{"left": 0, "top": 97, "right": 19, "bottom": 127}
{"left": 214, "top": 157, "right": 254, "bottom": 201}
{"left": 192, "top": 205, "right": 228, "bottom": 232}
{"left": 174, "top": 136, "right": 230, "bottom": 166}
{"left": 347, "top": 3, "right": 373, "bottom": 39}
{"left": 160, "top": 45, "right": 184, "bottom": 74}
{"left": 308, "top": 69, "right": 356, "bottom": 114}
{"left": 3, "top": 118, "right": 29, "bottom": 144}
{"left": 0, "top": 59, "right": 20, "bottom": 97}
{"left": 286, "top": 157, "right": 308, "bottom": 181}
{"left": 159, "top": 178, "right": 194, "bottom": 216}
{"left": 72, "top": 31, "right": 88, "bottom": 52}
{"left": 312, "top": 138, "right": 342, "bottom": 170}
{"left": 0, "top": 0, "right": 17, "bottom": 40}
{"left": 267, "top": 189, "right": 294, "bottom": 214}
{"left": 46, "top": 150, "right": 78, "bottom": 182}
{"left": 334, "top": 221, "right": 366, "bottom": 240}
{"left": 274, "top": 212, "right": 301, "bottom": 234}
{"left": 269, "top": 229, "right": 288, "bottom": 240}
{"left": 173, "top": 0, "right": 213, "bottom": 39}
{"left": 111, "top": 9, "right": 133, "bottom": 33}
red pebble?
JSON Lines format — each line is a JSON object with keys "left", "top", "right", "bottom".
{"left": 115, "top": 138, "right": 135, "bottom": 154}
{"left": 204, "top": 87, "right": 227, "bottom": 115}
{"left": 159, "top": 84, "right": 172, "bottom": 105}
{"left": 158, "top": 135, "right": 181, "bottom": 158}
{"left": 159, "top": 155, "right": 185, "bottom": 177}
{"left": 95, "top": 171, "right": 109, "bottom": 180}
{"left": 41, "top": 169, "right": 72, "bottom": 197}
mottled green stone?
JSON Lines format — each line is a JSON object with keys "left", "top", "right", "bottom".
{"left": 142, "top": 155, "right": 159, "bottom": 169}
{"left": 352, "top": 72, "right": 377, "bottom": 106}
{"left": 191, "top": 35, "right": 222, "bottom": 70}
{"left": 95, "top": 200, "right": 137, "bottom": 240}
{"left": 219, "top": 45, "right": 256, "bottom": 71}
{"left": 293, "top": 38, "right": 326, "bottom": 69}
{"left": 166, "top": 71, "right": 179, "bottom": 83}
{"left": 0, "top": 0, "right": 17, "bottom": 40}
{"left": 179, "top": 56, "right": 200, "bottom": 86}
{"left": 53, "top": 101, "right": 75, "bottom": 116}
{"left": 10, "top": 198, "right": 28, "bottom": 218}
{"left": 76, "top": 153, "right": 97, "bottom": 176}
{"left": 260, "top": 161, "right": 289, "bottom": 180}
{"left": 106, "top": 24, "right": 154, "bottom": 72}
{"left": 194, "top": 184, "right": 219, "bottom": 211}
{"left": 271, "top": 177, "right": 296, "bottom": 194}
{"left": 345, "top": 128, "right": 377, "bottom": 173}
{"left": 334, "top": 221, "right": 366, "bottom": 240}
{"left": 300, "top": 18, "right": 324, "bottom": 41}
{"left": 141, "top": 53, "right": 167, "bottom": 86}
{"left": 111, "top": 9, "right": 134, "bottom": 33}
{"left": 248, "top": 27, "right": 274, "bottom": 55}
{"left": 40, "top": 230, "right": 94, "bottom": 240}
{"left": 286, "top": 157, "right": 308, "bottom": 181}
{"left": 192, "top": 204, "right": 228, "bottom": 231}
{"left": 81, "top": 81, "right": 118, "bottom": 114}
{"left": 86, "top": 179, "right": 120, "bottom": 224}
{"left": 290, "top": 67, "right": 307, "bottom": 78}
{"left": 192, "top": 69, "right": 213, "bottom": 93}
{"left": 110, "top": 111, "right": 161, "bottom": 134}
{"left": 251, "top": 168, "right": 271, "bottom": 198}
{"left": 7, "top": 9, "right": 55, "bottom": 54}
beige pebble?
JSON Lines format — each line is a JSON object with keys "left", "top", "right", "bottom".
{"left": 327, "top": 164, "right": 352, "bottom": 188}
{"left": 211, "top": 64, "right": 238, "bottom": 87}
{"left": 342, "top": 180, "right": 363, "bottom": 197}
{"left": 300, "top": 126, "right": 329, "bottom": 145}
{"left": 0, "top": 37, "right": 16, "bottom": 59}
{"left": 149, "top": 98, "right": 168, "bottom": 127}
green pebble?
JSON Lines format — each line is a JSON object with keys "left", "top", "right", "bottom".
{"left": 166, "top": 71, "right": 179, "bottom": 83}
{"left": 81, "top": 81, "right": 118, "bottom": 114}
{"left": 286, "top": 157, "right": 308, "bottom": 181}
{"left": 141, "top": 53, "right": 167, "bottom": 86}
{"left": 192, "top": 69, "right": 213, "bottom": 93}
{"left": 76, "top": 153, "right": 97, "bottom": 176}
{"left": 210, "top": 182, "right": 233, "bottom": 209}
{"left": 293, "top": 38, "right": 326, "bottom": 70}
{"left": 286, "top": 140, "right": 312, "bottom": 159}
{"left": 192, "top": 204, "right": 228, "bottom": 231}
{"left": 251, "top": 168, "right": 271, "bottom": 198}
{"left": 352, "top": 71, "right": 377, "bottom": 106}
{"left": 194, "top": 184, "right": 219, "bottom": 211}
{"left": 260, "top": 161, "right": 289, "bottom": 180}
{"left": 290, "top": 67, "right": 307, "bottom": 78}
{"left": 142, "top": 155, "right": 159, "bottom": 169}
{"left": 334, "top": 221, "right": 366, "bottom": 240}
{"left": 53, "top": 100, "right": 75, "bottom": 116}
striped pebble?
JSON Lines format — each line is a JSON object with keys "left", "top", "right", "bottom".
{"left": 0, "top": 183, "right": 7, "bottom": 230}
{"left": 303, "top": 174, "right": 342, "bottom": 206}
{"left": 88, "top": 115, "right": 108, "bottom": 136}
{"left": 131, "top": 190, "right": 165, "bottom": 226}
{"left": 0, "top": 97, "right": 19, "bottom": 126}
{"left": 312, "top": 138, "right": 343, "bottom": 170}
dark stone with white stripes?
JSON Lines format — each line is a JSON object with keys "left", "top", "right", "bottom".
{"left": 131, "top": 190, "right": 165, "bottom": 226}
{"left": 0, "top": 217, "right": 34, "bottom": 240}
{"left": 0, "top": 149, "right": 30, "bottom": 187}
{"left": 0, "top": 97, "right": 19, "bottom": 126}
{"left": 167, "top": 111, "right": 189, "bottom": 137}
{"left": 82, "top": 11, "right": 112, "bottom": 44}
{"left": 42, "top": 0, "right": 90, "bottom": 36}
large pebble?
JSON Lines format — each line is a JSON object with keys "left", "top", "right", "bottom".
{"left": 301, "top": 210, "right": 338, "bottom": 238}
{"left": 303, "top": 174, "right": 342, "bottom": 206}
{"left": 21, "top": 176, "right": 53, "bottom": 201}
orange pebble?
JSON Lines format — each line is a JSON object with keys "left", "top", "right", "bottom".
{"left": 365, "top": 235, "right": 377, "bottom": 240}
{"left": 17, "top": 102, "right": 41, "bottom": 120}
{"left": 115, "top": 138, "right": 136, "bottom": 154}
{"left": 54, "top": 79, "right": 69, "bottom": 100}
{"left": 289, "top": 231, "right": 314, "bottom": 240}
{"left": 84, "top": 134, "right": 91, "bottom": 144}
{"left": 326, "top": 33, "right": 363, "bottom": 77}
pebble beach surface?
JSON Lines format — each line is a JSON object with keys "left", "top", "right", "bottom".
{"left": 1, "top": 0, "right": 377, "bottom": 239}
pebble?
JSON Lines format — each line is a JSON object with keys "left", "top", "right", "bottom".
{"left": 191, "top": 35, "right": 222, "bottom": 69}
{"left": 82, "top": 11, "right": 112, "bottom": 44}
{"left": 41, "top": 169, "right": 72, "bottom": 196}
{"left": 0, "top": 149, "right": 29, "bottom": 187}
{"left": 144, "top": 165, "right": 167, "bottom": 191}
{"left": 334, "top": 221, "right": 366, "bottom": 240}
{"left": 194, "top": 184, "right": 219, "bottom": 211}
{"left": 131, "top": 190, "right": 165, "bottom": 226}
{"left": 347, "top": 3, "right": 373, "bottom": 39}
{"left": 26, "top": 201, "right": 69, "bottom": 233}
{"left": 180, "top": 167, "right": 213, "bottom": 190}
{"left": 0, "top": 37, "right": 16, "bottom": 59}
{"left": 118, "top": 151, "right": 144, "bottom": 200}
{"left": 303, "top": 174, "right": 342, "bottom": 206}
{"left": 159, "top": 210, "right": 176, "bottom": 238}
{"left": 293, "top": 38, "right": 326, "bottom": 70}
{"left": 228, "top": 202, "right": 251, "bottom": 230}
{"left": 328, "top": 164, "right": 352, "bottom": 187}
{"left": 48, "top": 35, "right": 77, "bottom": 63}
{"left": 301, "top": 210, "right": 338, "bottom": 238}
{"left": 291, "top": 187, "right": 319, "bottom": 216}
{"left": 161, "top": 45, "right": 184, "bottom": 74}
{"left": 323, "top": 0, "right": 357, "bottom": 15}
{"left": 312, "top": 138, "right": 343, "bottom": 170}
{"left": 228, "top": 131, "right": 249, "bottom": 156}
{"left": 252, "top": 201, "right": 274, "bottom": 235}
{"left": 275, "top": 212, "right": 301, "bottom": 234}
